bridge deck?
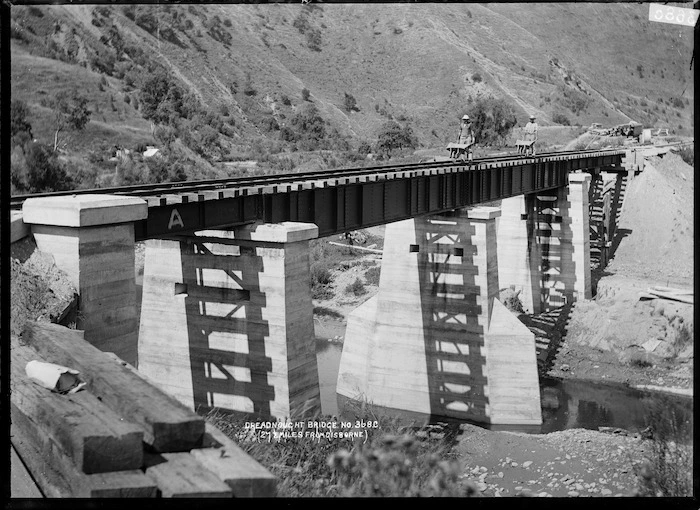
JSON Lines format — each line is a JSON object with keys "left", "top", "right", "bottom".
{"left": 134, "top": 150, "right": 624, "bottom": 240}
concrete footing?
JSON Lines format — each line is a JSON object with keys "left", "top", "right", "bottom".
{"left": 137, "top": 223, "right": 321, "bottom": 420}
{"left": 337, "top": 207, "right": 542, "bottom": 426}
{"left": 22, "top": 195, "right": 147, "bottom": 365}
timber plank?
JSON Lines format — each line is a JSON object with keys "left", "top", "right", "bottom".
{"left": 22, "top": 321, "right": 205, "bottom": 452}
{"left": 144, "top": 453, "right": 233, "bottom": 497}
{"left": 11, "top": 338, "right": 144, "bottom": 474}
{"left": 195, "top": 423, "right": 277, "bottom": 497}
{"left": 11, "top": 411, "right": 157, "bottom": 498}
{"left": 105, "top": 353, "right": 278, "bottom": 497}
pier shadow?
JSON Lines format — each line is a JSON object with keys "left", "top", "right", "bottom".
{"left": 416, "top": 216, "right": 489, "bottom": 423}
{"left": 527, "top": 187, "right": 577, "bottom": 313}
{"left": 588, "top": 173, "right": 608, "bottom": 273}
{"left": 588, "top": 172, "right": 632, "bottom": 293}
{"left": 517, "top": 303, "right": 574, "bottom": 377}
{"left": 179, "top": 239, "right": 276, "bottom": 419}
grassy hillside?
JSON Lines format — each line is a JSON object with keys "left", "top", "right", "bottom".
{"left": 9, "top": 3, "right": 694, "bottom": 178}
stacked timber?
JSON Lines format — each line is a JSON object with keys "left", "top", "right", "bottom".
{"left": 11, "top": 321, "right": 276, "bottom": 498}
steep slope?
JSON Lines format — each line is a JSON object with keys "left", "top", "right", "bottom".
{"left": 10, "top": 3, "right": 694, "bottom": 156}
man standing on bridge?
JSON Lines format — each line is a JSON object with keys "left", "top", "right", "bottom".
{"left": 457, "top": 114, "right": 475, "bottom": 161}
{"left": 522, "top": 114, "right": 538, "bottom": 155}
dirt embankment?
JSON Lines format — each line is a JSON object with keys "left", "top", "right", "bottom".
{"left": 547, "top": 153, "right": 694, "bottom": 394}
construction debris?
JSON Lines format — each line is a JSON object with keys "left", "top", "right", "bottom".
{"left": 638, "top": 286, "right": 693, "bottom": 305}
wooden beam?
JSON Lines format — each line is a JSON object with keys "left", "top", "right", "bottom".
{"left": 11, "top": 338, "right": 144, "bottom": 474}
{"left": 11, "top": 412, "right": 157, "bottom": 498}
{"left": 21, "top": 321, "right": 205, "bottom": 452}
{"left": 196, "top": 423, "right": 278, "bottom": 497}
{"left": 144, "top": 453, "right": 233, "bottom": 498}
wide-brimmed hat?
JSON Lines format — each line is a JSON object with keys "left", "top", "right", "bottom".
{"left": 529, "top": 115, "right": 536, "bottom": 119}
{"left": 462, "top": 115, "right": 470, "bottom": 121}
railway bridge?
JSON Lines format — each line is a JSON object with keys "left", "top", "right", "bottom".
{"left": 15, "top": 147, "right": 657, "bottom": 426}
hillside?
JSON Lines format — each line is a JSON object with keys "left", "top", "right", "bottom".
{"left": 9, "top": 3, "right": 694, "bottom": 176}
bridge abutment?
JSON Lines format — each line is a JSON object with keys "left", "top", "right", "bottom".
{"left": 137, "top": 222, "right": 322, "bottom": 421}
{"left": 337, "top": 206, "right": 542, "bottom": 425}
{"left": 21, "top": 195, "right": 148, "bottom": 365}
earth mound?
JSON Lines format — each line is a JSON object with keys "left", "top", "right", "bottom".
{"left": 607, "top": 153, "right": 693, "bottom": 286}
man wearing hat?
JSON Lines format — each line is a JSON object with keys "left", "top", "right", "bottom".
{"left": 523, "top": 114, "right": 538, "bottom": 155}
{"left": 457, "top": 114, "right": 475, "bottom": 161}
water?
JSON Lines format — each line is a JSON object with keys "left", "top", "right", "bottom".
{"left": 315, "top": 340, "right": 693, "bottom": 435}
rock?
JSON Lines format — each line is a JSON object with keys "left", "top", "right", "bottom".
{"left": 523, "top": 461, "right": 533, "bottom": 468}
{"left": 561, "top": 364, "right": 570, "bottom": 371}
{"left": 498, "top": 472, "right": 504, "bottom": 478}
{"left": 601, "top": 488, "right": 612, "bottom": 495}
{"left": 568, "top": 490, "right": 580, "bottom": 497}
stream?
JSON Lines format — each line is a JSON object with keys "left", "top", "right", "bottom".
{"left": 315, "top": 336, "right": 693, "bottom": 435}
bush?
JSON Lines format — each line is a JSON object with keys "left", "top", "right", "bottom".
{"left": 677, "top": 146, "right": 693, "bottom": 167}
{"left": 471, "top": 72, "right": 482, "bottom": 83}
{"left": 11, "top": 99, "right": 33, "bottom": 147}
{"left": 302, "top": 88, "right": 311, "bottom": 101}
{"left": 364, "top": 265, "right": 381, "bottom": 286}
{"left": 23, "top": 143, "right": 73, "bottom": 193}
{"left": 346, "top": 278, "right": 367, "bottom": 297}
{"left": 292, "top": 14, "right": 311, "bottom": 34}
{"left": 311, "top": 260, "right": 334, "bottom": 300}
{"left": 552, "top": 113, "right": 571, "bottom": 126}
{"left": 306, "top": 28, "right": 322, "bottom": 51}
{"left": 343, "top": 92, "right": 358, "bottom": 113}
{"left": 634, "top": 402, "right": 693, "bottom": 496}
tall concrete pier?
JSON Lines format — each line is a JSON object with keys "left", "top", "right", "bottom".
{"left": 137, "top": 222, "right": 321, "bottom": 420}
{"left": 337, "top": 206, "right": 542, "bottom": 426}
{"left": 497, "top": 173, "right": 592, "bottom": 314}
{"left": 21, "top": 195, "right": 147, "bottom": 365}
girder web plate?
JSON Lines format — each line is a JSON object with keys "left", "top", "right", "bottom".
{"left": 134, "top": 153, "right": 623, "bottom": 240}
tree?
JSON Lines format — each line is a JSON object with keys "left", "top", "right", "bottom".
{"left": 301, "top": 88, "right": 311, "bottom": 101}
{"left": 289, "top": 103, "right": 327, "bottom": 149}
{"left": 50, "top": 91, "right": 91, "bottom": 152}
{"left": 139, "top": 69, "right": 188, "bottom": 126}
{"left": 375, "top": 121, "right": 418, "bottom": 158}
{"left": 466, "top": 97, "right": 517, "bottom": 147}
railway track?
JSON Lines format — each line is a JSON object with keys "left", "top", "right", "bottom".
{"left": 9, "top": 146, "right": 637, "bottom": 209}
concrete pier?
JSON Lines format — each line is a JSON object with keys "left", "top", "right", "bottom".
{"left": 497, "top": 173, "right": 591, "bottom": 313}
{"left": 22, "top": 195, "right": 147, "bottom": 365}
{"left": 137, "top": 222, "right": 321, "bottom": 420}
{"left": 337, "top": 206, "right": 542, "bottom": 425}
